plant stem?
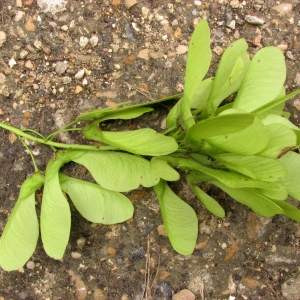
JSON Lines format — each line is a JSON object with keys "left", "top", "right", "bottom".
{"left": 0, "top": 122, "right": 117, "bottom": 151}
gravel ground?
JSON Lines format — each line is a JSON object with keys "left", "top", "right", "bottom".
{"left": 0, "top": 0, "right": 300, "bottom": 299}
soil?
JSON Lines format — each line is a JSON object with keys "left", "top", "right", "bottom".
{"left": 0, "top": 0, "right": 300, "bottom": 299}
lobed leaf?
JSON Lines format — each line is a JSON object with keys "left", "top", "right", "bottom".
{"left": 83, "top": 124, "right": 178, "bottom": 156}
{"left": 60, "top": 174, "right": 134, "bottom": 224}
{"left": 154, "top": 180, "right": 198, "bottom": 255}
{"left": 0, "top": 172, "right": 44, "bottom": 271}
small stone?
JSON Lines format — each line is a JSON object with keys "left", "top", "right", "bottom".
{"left": 111, "top": 0, "right": 121, "bottom": 5}
{"left": 172, "top": 289, "right": 195, "bottom": 300}
{"left": 8, "top": 58, "right": 17, "bottom": 68}
{"left": 138, "top": 49, "right": 150, "bottom": 60}
{"left": 94, "top": 288, "right": 106, "bottom": 300}
{"left": 150, "top": 51, "right": 164, "bottom": 60}
{"left": 79, "top": 36, "right": 89, "bottom": 48}
{"left": 230, "top": 0, "right": 242, "bottom": 8}
{"left": 33, "top": 40, "right": 42, "bottom": 50}
{"left": 173, "top": 27, "right": 182, "bottom": 38}
{"left": 194, "top": 0, "right": 202, "bottom": 6}
{"left": 0, "top": 73, "right": 6, "bottom": 84}
{"left": 171, "top": 19, "right": 179, "bottom": 27}
{"left": 213, "top": 46, "right": 224, "bottom": 55}
{"left": 234, "top": 30, "right": 240, "bottom": 39}
{"left": 18, "top": 291, "right": 28, "bottom": 299}
{"left": 245, "top": 15, "right": 264, "bottom": 25}
{"left": 96, "top": 90, "right": 117, "bottom": 99}
{"left": 157, "top": 224, "right": 167, "bottom": 236}
{"left": 0, "top": 31, "right": 6, "bottom": 48}
{"left": 15, "top": 11, "right": 25, "bottom": 22}
{"left": 26, "top": 261, "right": 35, "bottom": 270}
{"left": 124, "top": 55, "right": 135, "bottom": 65}
{"left": 124, "top": 0, "right": 138, "bottom": 9}
{"left": 227, "top": 20, "right": 236, "bottom": 29}
{"left": 82, "top": 78, "right": 88, "bottom": 85}
{"left": 25, "top": 60, "right": 34, "bottom": 69}
{"left": 60, "top": 25, "right": 68, "bottom": 31}
{"left": 107, "top": 246, "right": 117, "bottom": 256}
{"left": 62, "top": 76, "right": 72, "bottom": 84}
{"left": 277, "top": 44, "right": 288, "bottom": 51}
{"left": 90, "top": 35, "right": 99, "bottom": 47}
{"left": 272, "top": 3, "right": 292, "bottom": 16}
{"left": 16, "top": 0, "right": 23, "bottom": 7}
{"left": 55, "top": 62, "right": 68, "bottom": 75}
{"left": 24, "top": 0, "right": 34, "bottom": 6}
{"left": 19, "top": 49, "right": 29, "bottom": 59}
{"left": 286, "top": 51, "right": 294, "bottom": 60}
{"left": 294, "top": 72, "right": 300, "bottom": 86}
{"left": 71, "top": 252, "right": 82, "bottom": 259}
{"left": 282, "top": 275, "right": 300, "bottom": 300}
{"left": 24, "top": 17, "right": 36, "bottom": 31}
{"left": 75, "top": 69, "right": 85, "bottom": 79}
{"left": 176, "top": 45, "right": 188, "bottom": 55}
{"left": 110, "top": 44, "right": 119, "bottom": 53}
{"left": 75, "top": 85, "right": 83, "bottom": 94}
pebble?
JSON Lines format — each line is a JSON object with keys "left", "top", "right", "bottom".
{"left": 245, "top": 15, "right": 264, "bottom": 25}
{"left": 150, "top": 51, "right": 164, "bottom": 60}
{"left": 294, "top": 72, "right": 300, "bottom": 86}
{"left": 79, "top": 36, "right": 89, "bottom": 48}
{"left": 0, "top": 31, "right": 6, "bottom": 48}
{"left": 138, "top": 49, "right": 150, "bottom": 60}
{"left": 124, "top": 55, "right": 135, "bottom": 65}
{"left": 25, "top": 60, "right": 34, "bottom": 69}
{"left": 93, "top": 288, "right": 106, "bottom": 300}
{"left": 19, "top": 49, "right": 29, "bottom": 59}
{"left": 82, "top": 78, "right": 87, "bottom": 85}
{"left": 213, "top": 46, "right": 224, "bottom": 55}
{"left": 172, "top": 289, "right": 195, "bottom": 300}
{"left": 71, "top": 252, "right": 82, "bottom": 259}
{"left": 60, "top": 25, "right": 69, "bottom": 31}
{"left": 286, "top": 51, "right": 294, "bottom": 60}
{"left": 16, "top": 0, "right": 22, "bottom": 7}
{"left": 107, "top": 246, "right": 116, "bottom": 256}
{"left": 15, "top": 11, "right": 25, "bottom": 22}
{"left": 157, "top": 224, "right": 167, "bottom": 236}
{"left": 75, "top": 69, "right": 85, "bottom": 79}
{"left": 55, "top": 61, "right": 68, "bottom": 75}
{"left": 227, "top": 20, "right": 236, "bottom": 30}
{"left": 176, "top": 45, "right": 188, "bottom": 55}
{"left": 26, "top": 261, "right": 35, "bottom": 270}
{"left": 194, "top": 0, "right": 202, "bottom": 6}
{"left": 96, "top": 90, "right": 117, "bottom": 98}
{"left": 18, "top": 291, "right": 28, "bottom": 299}
{"left": 68, "top": 270, "right": 88, "bottom": 300}
{"left": 62, "top": 76, "right": 72, "bottom": 84}
{"left": 124, "top": 0, "right": 138, "bottom": 9}
{"left": 75, "top": 85, "right": 83, "bottom": 94}
{"left": 277, "top": 43, "right": 288, "bottom": 51}
{"left": 90, "top": 35, "right": 99, "bottom": 47}
{"left": 281, "top": 275, "right": 300, "bottom": 300}
{"left": 272, "top": 3, "right": 293, "bottom": 16}
{"left": 8, "top": 58, "right": 17, "bottom": 68}
{"left": 173, "top": 27, "right": 182, "bottom": 38}
{"left": 0, "top": 73, "right": 5, "bottom": 84}
{"left": 25, "top": 17, "right": 36, "bottom": 31}
{"left": 33, "top": 40, "right": 42, "bottom": 50}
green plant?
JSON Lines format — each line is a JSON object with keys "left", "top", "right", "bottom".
{"left": 1, "top": 20, "right": 300, "bottom": 271}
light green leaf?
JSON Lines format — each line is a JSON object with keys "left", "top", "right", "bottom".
{"left": 154, "top": 180, "right": 198, "bottom": 255}
{"left": 166, "top": 98, "right": 182, "bottom": 127}
{"left": 207, "top": 39, "right": 249, "bottom": 112}
{"left": 184, "top": 20, "right": 212, "bottom": 102}
{"left": 279, "top": 151, "right": 300, "bottom": 200}
{"left": 206, "top": 113, "right": 269, "bottom": 155}
{"left": 83, "top": 124, "right": 178, "bottom": 156}
{"left": 190, "top": 78, "right": 213, "bottom": 110}
{"left": 271, "top": 199, "right": 300, "bottom": 222}
{"left": 180, "top": 95, "right": 195, "bottom": 130}
{"left": 150, "top": 158, "right": 180, "bottom": 181}
{"left": 0, "top": 172, "right": 44, "bottom": 271}
{"left": 258, "top": 124, "right": 297, "bottom": 159}
{"left": 233, "top": 47, "right": 286, "bottom": 112}
{"left": 212, "top": 153, "right": 287, "bottom": 182}
{"left": 186, "top": 110, "right": 255, "bottom": 148}
{"left": 40, "top": 159, "right": 71, "bottom": 260}
{"left": 213, "top": 180, "right": 284, "bottom": 217}
{"left": 254, "top": 184, "right": 288, "bottom": 201}
{"left": 59, "top": 174, "right": 133, "bottom": 224}
{"left": 191, "top": 185, "right": 225, "bottom": 218}
{"left": 71, "top": 150, "right": 159, "bottom": 192}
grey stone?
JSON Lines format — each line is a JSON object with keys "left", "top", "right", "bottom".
{"left": 245, "top": 15, "right": 264, "bottom": 25}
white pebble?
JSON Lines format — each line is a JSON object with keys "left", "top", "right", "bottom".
{"left": 176, "top": 45, "right": 188, "bottom": 55}
{"left": 60, "top": 25, "right": 69, "bottom": 31}
{"left": 19, "top": 49, "right": 29, "bottom": 59}
{"left": 9, "top": 58, "right": 17, "bottom": 68}
{"left": 82, "top": 78, "right": 88, "bottom": 85}
{"left": 75, "top": 69, "right": 85, "bottom": 79}
{"left": 25, "top": 60, "right": 34, "bottom": 69}
{"left": 221, "top": 242, "right": 227, "bottom": 249}
{"left": 194, "top": 0, "right": 202, "bottom": 5}
{"left": 26, "top": 261, "right": 35, "bottom": 270}
{"left": 89, "top": 35, "right": 99, "bottom": 47}
{"left": 15, "top": 11, "right": 25, "bottom": 22}
{"left": 79, "top": 36, "right": 89, "bottom": 48}
{"left": 33, "top": 40, "right": 42, "bottom": 50}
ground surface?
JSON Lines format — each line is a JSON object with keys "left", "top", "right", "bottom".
{"left": 0, "top": 0, "right": 300, "bottom": 299}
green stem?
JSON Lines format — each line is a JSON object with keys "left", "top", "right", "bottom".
{"left": 45, "top": 126, "right": 82, "bottom": 141}
{"left": 18, "top": 137, "right": 39, "bottom": 172}
{"left": 0, "top": 122, "right": 117, "bottom": 151}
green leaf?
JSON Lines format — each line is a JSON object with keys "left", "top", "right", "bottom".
{"left": 191, "top": 185, "right": 225, "bottom": 218}
{"left": 71, "top": 150, "right": 159, "bottom": 192}
{"left": 59, "top": 174, "right": 134, "bottom": 224}
{"left": 0, "top": 172, "right": 44, "bottom": 271}
{"left": 184, "top": 20, "right": 211, "bottom": 103}
{"left": 233, "top": 47, "right": 286, "bottom": 112}
{"left": 40, "top": 158, "right": 71, "bottom": 260}
{"left": 154, "top": 180, "right": 198, "bottom": 255}
{"left": 212, "top": 180, "right": 284, "bottom": 217}
{"left": 150, "top": 158, "right": 180, "bottom": 181}
{"left": 207, "top": 39, "right": 250, "bottom": 112}
{"left": 166, "top": 98, "right": 182, "bottom": 127}
{"left": 270, "top": 199, "right": 300, "bottom": 222}
{"left": 212, "top": 153, "right": 287, "bottom": 182}
{"left": 258, "top": 124, "right": 297, "bottom": 159}
{"left": 186, "top": 109, "right": 255, "bottom": 148}
{"left": 206, "top": 113, "right": 269, "bottom": 155}
{"left": 190, "top": 78, "right": 213, "bottom": 110}
{"left": 254, "top": 184, "right": 288, "bottom": 201}
{"left": 279, "top": 151, "right": 300, "bottom": 200}
{"left": 83, "top": 124, "right": 178, "bottom": 156}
